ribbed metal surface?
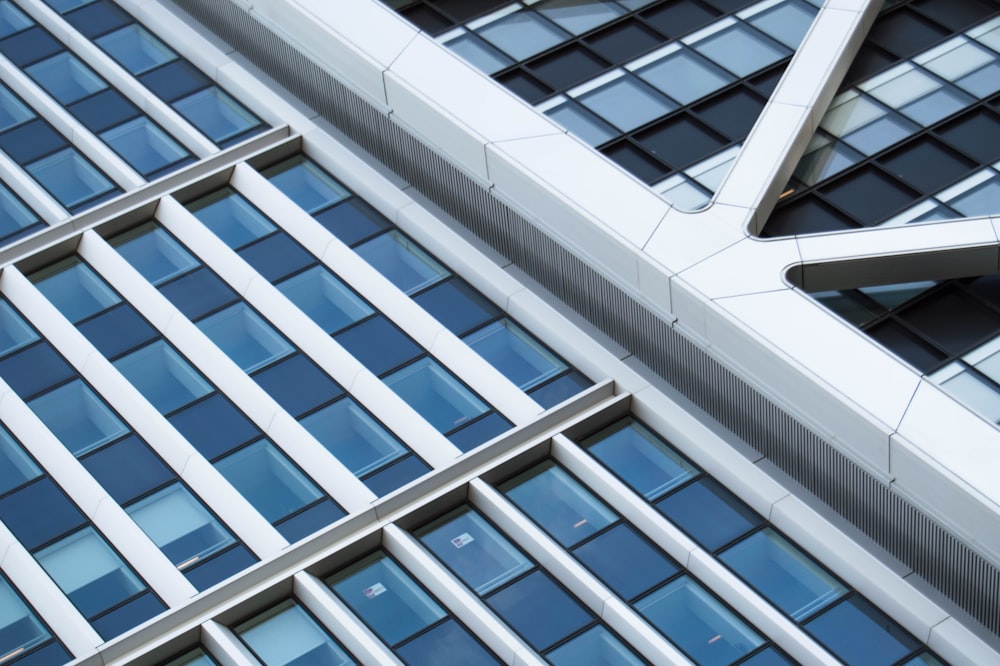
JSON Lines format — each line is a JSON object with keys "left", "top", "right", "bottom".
{"left": 172, "top": 0, "right": 1000, "bottom": 635}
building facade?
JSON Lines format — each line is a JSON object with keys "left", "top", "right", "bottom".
{"left": 0, "top": 0, "right": 997, "bottom": 665}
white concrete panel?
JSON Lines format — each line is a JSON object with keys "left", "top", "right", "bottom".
{"left": 677, "top": 236, "right": 802, "bottom": 299}
{"left": 928, "top": 616, "right": 1000, "bottom": 666}
{"left": 645, "top": 203, "right": 747, "bottom": 276}
{"left": 770, "top": 496, "right": 949, "bottom": 643}
{"left": 635, "top": 251, "right": 674, "bottom": 320}
{"left": 714, "top": 103, "right": 811, "bottom": 213}
{"left": 713, "top": 288, "right": 923, "bottom": 474}
{"left": 293, "top": 571, "right": 404, "bottom": 665}
{"left": 487, "top": 132, "right": 669, "bottom": 252}
{"left": 200, "top": 621, "right": 259, "bottom": 666}
{"left": 0, "top": 527, "right": 101, "bottom": 654}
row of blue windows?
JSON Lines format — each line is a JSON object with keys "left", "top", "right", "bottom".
{"left": 576, "top": 418, "right": 944, "bottom": 666}
{"left": 178, "top": 179, "right": 514, "bottom": 452}
{"left": 106, "top": 220, "right": 432, "bottom": 496}
{"left": 25, "top": 256, "right": 347, "bottom": 543}
{"left": 417, "top": 505, "right": 653, "bottom": 664}
{"left": 0, "top": 418, "right": 165, "bottom": 644}
{"left": 259, "top": 155, "right": 594, "bottom": 409}
{"left": 41, "top": 0, "right": 268, "bottom": 147}
{"left": 0, "top": 562, "right": 70, "bottom": 665}
{"left": 498, "top": 460, "right": 786, "bottom": 665}
{"left": 0, "top": 77, "right": 119, "bottom": 213}
{"left": 0, "top": 0, "right": 193, "bottom": 187}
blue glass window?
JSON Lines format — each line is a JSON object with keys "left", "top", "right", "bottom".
{"left": 77, "top": 303, "right": 158, "bottom": 358}
{"left": 113, "top": 341, "right": 213, "bottom": 414}
{"left": 547, "top": 625, "right": 647, "bottom": 666}
{"left": 25, "top": 52, "right": 107, "bottom": 105}
{"left": 0, "top": 427, "right": 40, "bottom": 494}
{"left": 81, "top": 435, "right": 172, "bottom": 504}
{"left": 0, "top": 1, "right": 32, "bottom": 39}
{"left": 413, "top": 278, "right": 499, "bottom": 336}
{"left": 112, "top": 223, "right": 199, "bottom": 286}
{"left": 188, "top": 189, "right": 275, "bottom": 248}
{"left": 276, "top": 266, "right": 372, "bottom": 334}
{"left": 0, "top": 119, "right": 65, "bottom": 165}
{"left": 262, "top": 155, "right": 350, "bottom": 214}
{"left": 0, "top": 28, "right": 63, "bottom": 68}
{"left": 95, "top": 24, "right": 176, "bottom": 75}
{"left": 418, "top": 508, "right": 532, "bottom": 595}
{"left": 384, "top": 357, "right": 490, "bottom": 433}
{"left": 168, "top": 394, "right": 259, "bottom": 460}
{"left": 805, "top": 597, "right": 920, "bottom": 666}
{"left": 197, "top": 303, "right": 294, "bottom": 373}
{"left": 484, "top": 569, "right": 592, "bottom": 652}
{"left": 0, "top": 182, "right": 40, "bottom": 240}
{"left": 100, "top": 117, "right": 190, "bottom": 176}
{"left": 161, "top": 648, "right": 218, "bottom": 666}
{"left": 301, "top": 399, "right": 408, "bottom": 476}
{"left": 328, "top": 553, "right": 447, "bottom": 646}
{"left": 719, "top": 528, "right": 847, "bottom": 621}
{"left": 0, "top": 341, "right": 74, "bottom": 399}
{"left": 692, "top": 22, "right": 789, "bottom": 78}
{"left": 313, "top": 199, "right": 391, "bottom": 247}
{"left": 25, "top": 148, "right": 118, "bottom": 210}
{"left": 237, "top": 233, "right": 315, "bottom": 282}
{"left": 252, "top": 354, "right": 344, "bottom": 417}
{"left": 396, "top": 618, "right": 499, "bottom": 665}
{"left": 573, "top": 523, "right": 679, "bottom": 600}
{"left": 68, "top": 88, "right": 139, "bottom": 133}
{"left": 464, "top": 319, "right": 567, "bottom": 389}
{"left": 655, "top": 478, "right": 763, "bottom": 551}
{"left": 0, "top": 85, "right": 33, "bottom": 131}
{"left": 63, "top": 1, "right": 131, "bottom": 38}
{"left": 33, "top": 260, "right": 120, "bottom": 323}
{"left": 125, "top": 483, "right": 236, "bottom": 571}
{"left": 334, "top": 315, "right": 421, "bottom": 376}
{"left": 28, "top": 379, "right": 129, "bottom": 456}
{"left": 0, "top": 478, "right": 85, "bottom": 550}
{"left": 173, "top": 87, "right": 262, "bottom": 144}
{"left": 635, "top": 575, "right": 764, "bottom": 665}
{"left": 581, "top": 419, "right": 698, "bottom": 500}
{"left": 214, "top": 439, "right": 324, "bottom": 523}
{"left": 355, "top": 231, "right": 449, "bottom": 295}
{"left": 137, "top": 60, "right": 207, "bottom": 101}
{"left": 35, "top": 527, "right": 146, "bottom": 618}
{"left": 0, "top": 576, "right": 52, "bottom": 660}
{"left": 501, "top": 462, "right": 616, "bottom": 548}
{"left": 158, "top": 267, "right": 238, "bottom": 320}
{"left": 235, "top": 600, "right": 356, "bottom": 666}
{"left": 0, "top": 300, "right": 37, "bottom": 355}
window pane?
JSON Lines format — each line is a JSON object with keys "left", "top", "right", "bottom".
{"left": 746, "top": 0, "right": 815, "bottom": 49}
{"left": 534, "top": 0, "right": 625, "bottom": 35}
{"left": 188, "top": 189, "right": 276, "bottom": 249}
{"left": 236, "top": 600, "right": 355, "bottom": 666}
{"left": 547, "top": 625, "right": 646, "bottom": 666}
{"left": 29, "top": 379, "right": 129, "bottom": 456}
{"left": 637, "top": 49, "right": 734, "bottom": 105}
{"left": 276, "top": 265, "right": 373, "bottom": 334}
{"left": 805, "top": 597, "right": 920, "bottom": 666}
{"left": 112, "top": 224, "right": 199, "bottom": 286}
{"left": 0, "top": 300, "right": 37, "bottom": 357}
{"left": 0, "top": 1, "right": 32, "bottom": 38}
{"left": 36, "top": 527, "right": 144, "bottom": 617}
{"left": 655, "top": 478, "right": 763, "bottom": 551}
{"left": 0, "top": 576, "right": 50, "bottom": 657}
{"left": 173, "top": 87, "right": 261, "bottom": 144}
{"left": 96, "top": 24, "right": 177, "bottom": 75}
{"left": 484, "top": 570, "right": 592, "bottom": 652}
{"left": 384, "top": 357, "right": 489, "bottom": 433}
{"left": 395, "top": 617, "right": 499, "bottom": 665}
{"left": 26, "top": 52, "right": 106, "bottom": 105}
{"left": 719, "top": 528, "right": 847, "bottom": 620}
{"left": 636, "top": 575, "right": 763, "bottom": 665}
{"left": 501, "top": 462, "right": 617, "bottom": 548}
{"left": 417, "top": 508, "right": 532, "bottom": 595}
{"left": 262, "top": 156, "right": 350, "bottom": 214}
{"left": 692, "top": 23, "right": 788, "bottom": 77}
{"left": 197, "top": 304, "right": 294, "bottom": 373}
{"left": 214, "top": 439, "right": 323, "bottom": 523}
{"left": 33, "top": 260, "right": 120, "bottom": 323}
{"left": 573, "top": 523, "right": 679, "bottom": 600}
{"left": 581, "top": 419, "right": 698, "bottom": 500}
{"left": 26, "top": 148, "right": 117, "bottom": 210}
{"left": 545, "top": 100, "right": 617, "bottom": 146}
{"left": 100, "top": 117, "right": 189, "bottom": 176}
{"left": 301, "top": 399, "right": 407, "bottom": 476}
{"left": 126, "top": 483, "right": 235, "bottom": 570}
{"left": 0, "top": 183, "right": 41, "bottom": 239}
{"left": 0, "top": 85, "right": 33, "bottom": 132}
{"left": 475, "top": 10, "right": 567, "bottom": 60}
{"left": 464, "top": 319, "right": 567, "bottom": 390}
{"left": 0, "top": 426, "right": 40, "bottom": 494}
{"left": 328, "top": 553, "right": 446, "bottom": 646}
{"left": 577, "top": 75, "right": 675, "bottom": 132}
{"left": 114, "top": 341, "right": 213, "bottom": 414}
{"left": 444, "top": 32, "right": 513, "bottom": 76}
{"left": 355, "top": 231, "right": 449, "bottom": 295}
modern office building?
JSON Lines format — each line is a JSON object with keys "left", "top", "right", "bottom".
{"left": 0, "top": 0, "right": 998, "bottom": 665}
